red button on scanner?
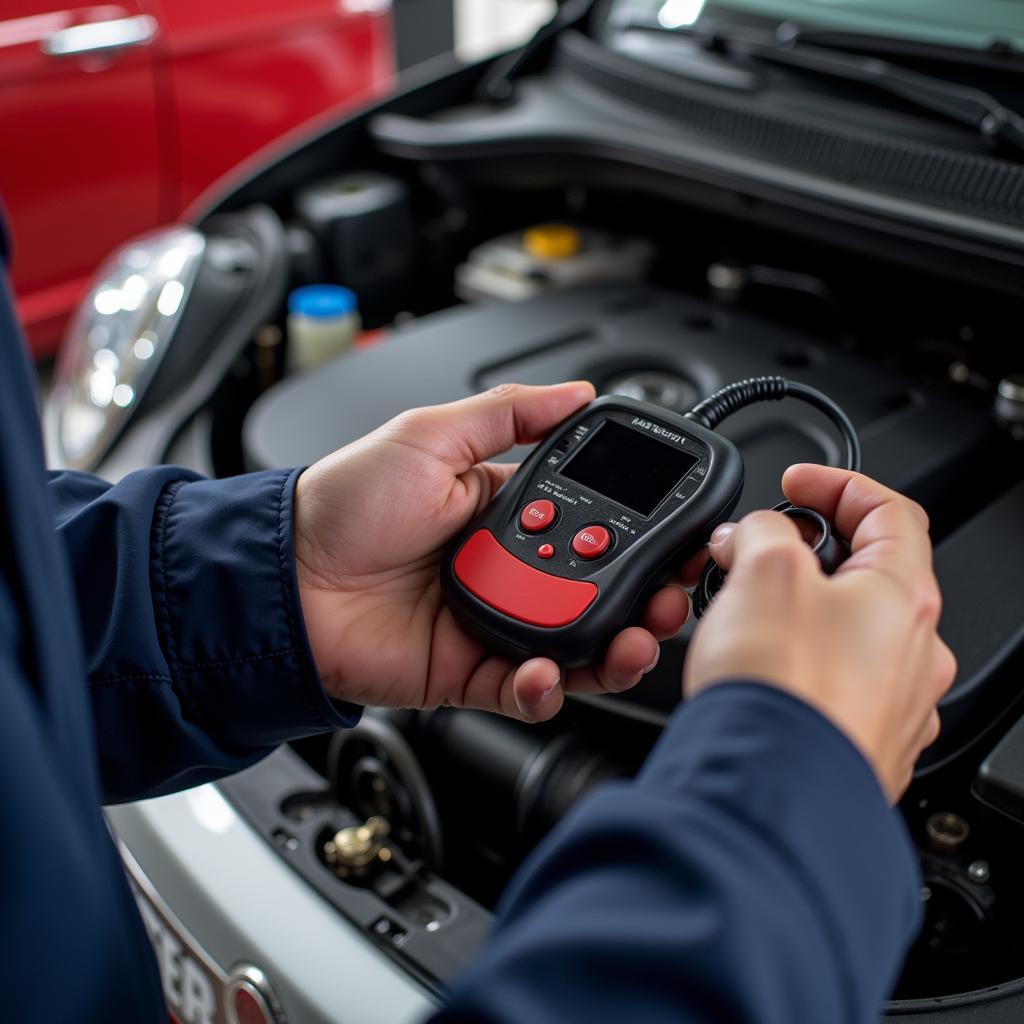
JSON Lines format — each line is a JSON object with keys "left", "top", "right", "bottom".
{"left": 520, "top": 499, "right": 557, "bottom": 533}
{"left": 572, "top": 525, "right": 612, "bottom": 559}
{"left": 537, "top": 543, "right": 555, "bottom": 559}
{"left": 454, "top": 530, "right": 597, "bottom": 627}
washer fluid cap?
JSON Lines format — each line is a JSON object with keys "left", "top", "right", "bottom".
{"left": 289, "top": 284, "right": 357, "bottom": 319}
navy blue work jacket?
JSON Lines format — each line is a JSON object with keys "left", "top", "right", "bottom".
{"left": 1, "top": 219, "right": 921, "bottom": 1023}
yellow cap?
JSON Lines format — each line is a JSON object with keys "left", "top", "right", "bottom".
{"left": 523, "top": 224, "right": 582, "bottom": 261}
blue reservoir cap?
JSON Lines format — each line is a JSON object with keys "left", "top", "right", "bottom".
{"left": 288, "top": 284, "right": 357, "bottom": 319}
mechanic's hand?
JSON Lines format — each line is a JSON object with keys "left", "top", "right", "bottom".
{"left": 683, "top": 466, "right": 956, "bottom": 802}
{"left": 294, "top": 383, "right": 691, "bottom": 723}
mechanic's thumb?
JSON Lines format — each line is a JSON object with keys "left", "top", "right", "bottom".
{"left": 711, "top": 508, "right": 814, "bottom": 583}
{"left": 421, "top": 381, "right": 596, "bottom": 469}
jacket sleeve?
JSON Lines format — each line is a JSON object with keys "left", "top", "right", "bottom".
{"left": 434, "top": 683, "right": 922, "bottom": 1024}
{"left": 48, "top": 467, "right": 359, "bottom": 803}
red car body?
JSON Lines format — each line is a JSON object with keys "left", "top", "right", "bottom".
{"left": 0, "top": 0, "right": 395, "bottom": 358}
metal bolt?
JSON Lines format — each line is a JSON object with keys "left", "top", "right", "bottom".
{"left": 967, "top": 860, "right": 991, "bottom": 884}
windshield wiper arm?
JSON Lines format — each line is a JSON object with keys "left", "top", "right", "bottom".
{"left": 702, "top": 23, "right": 1024, "bottom": 155}
{"left": 771, "top": 23, "right": 1024, "bottom": 72}
{"left": 624, "top": 17, "right": 1024, "bottom": 155}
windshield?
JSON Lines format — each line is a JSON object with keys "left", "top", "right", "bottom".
{"left": 607, "top": 0, "right": 1024, "bottom": 53}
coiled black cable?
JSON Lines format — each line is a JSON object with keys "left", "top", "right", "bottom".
{"left": 686, "top": 376, "right": 862, "bottom": 473}
{"left": 689, "top": 376, "right": 861, "bottom": 618}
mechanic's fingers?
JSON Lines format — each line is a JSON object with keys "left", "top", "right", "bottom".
{"left": 706, "top": 521, "right": 737, "bottom": 568}
{"left": 783, "top": 464, "right": 930, "bottom": 535}
{"left": 782, "top": 465, "right": 934, "bottom": 591}
{"left": 782, "top": 464, "right": 931, "bottom": 557}
{"left": 454, "top": 653, "right": 520, "bottom": 717}
{"left": 835, "top": 502, "right": 936, "bottom": 601}
{"left": 511, "top": 659, "right": 565, "bottom": 722}
{"left": 399, "top": 382, "right": 596, "bottom": 471}
{"left": 470, "top": 462, "right": 519, "bottom": 514}
{"left": 642, "top": 584, "right": 691, "bottom": 640}
{"left": 424, "top": 610, "right": 563, "bottom": 723}
{"left": 710, "top": 510, "right": 811, "bottom": 583}
{"left": 565, "top": 627, "right": 660, "bottom": 695}
{"left": 452, "top": 653, "right": 557, "bottom": 723}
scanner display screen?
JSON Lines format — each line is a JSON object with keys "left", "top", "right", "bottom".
{"left": 559, "top": 420, "right": 699, "bottom": 517}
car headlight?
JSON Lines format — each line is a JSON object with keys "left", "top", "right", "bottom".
{"left": 48, "top": 226, "right": 205, "bottom": 470}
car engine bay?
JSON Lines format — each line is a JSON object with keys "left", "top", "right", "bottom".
{"left": 65, "top": 19, "right": 1024, "bottom": 1020}
{"left": 218, "top": 182, "right": 1024, "bottom": 1013}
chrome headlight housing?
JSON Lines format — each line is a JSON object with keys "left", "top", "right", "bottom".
{"left": 48, "top": 226, "right": 205, "bottom": 470}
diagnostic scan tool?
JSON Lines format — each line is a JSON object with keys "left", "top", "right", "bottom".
{"left": 442, "top": 376, "right": 862, "bottom": 666}
{"left": 441, "top": 396, "right": 743, "bottom": 665}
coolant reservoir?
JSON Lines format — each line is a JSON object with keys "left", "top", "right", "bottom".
{"left": 456, "top": 223, "right": 655, "bottom": 302}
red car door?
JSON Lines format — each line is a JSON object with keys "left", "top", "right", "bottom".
{"left": 150, "top": 0, "right": 394, "bottom": 214}
{"left": 0, "top": 2, "right": 162, "bottom": 358}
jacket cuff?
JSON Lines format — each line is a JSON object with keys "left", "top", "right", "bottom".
{"left": 153, "top": 467, "right": 360, "bottom": 748}
{"left": 639, "top": 682, "right": 922, "bottom": 1001}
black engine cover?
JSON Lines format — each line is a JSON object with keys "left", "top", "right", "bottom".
{"left": 244, "top": 284, "right": 1005, "bottom": 766}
